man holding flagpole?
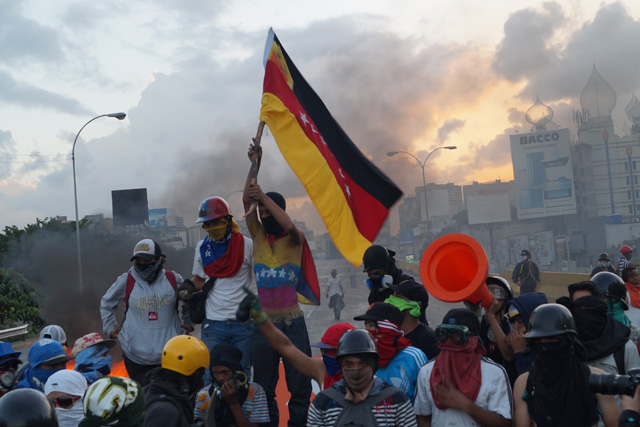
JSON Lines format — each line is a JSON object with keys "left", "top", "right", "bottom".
{"left": 244, "top": 143, "right": 318, "bottom": 427}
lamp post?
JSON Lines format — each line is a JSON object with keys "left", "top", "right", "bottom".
{"left": 73, "top": 112, "right": 126, "bottom": 290}
{"left": 387, "top": 146, "right": 457, "bottom": 236}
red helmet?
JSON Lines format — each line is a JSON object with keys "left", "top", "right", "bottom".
{"left": 621, "top": 245, "right": 633, "bottom": 254}
{"left": 196, "top": 197, "right": 231, "bottom": 223}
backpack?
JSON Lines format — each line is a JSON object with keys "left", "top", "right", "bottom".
{"left": 124, "top": 271, "right": 178, "bottom": 314}
{"left": 185, "top": 278, "right": 216, "bottom": 324}
{"left": 322, "top": 384, "right": 400, "bottom": 427}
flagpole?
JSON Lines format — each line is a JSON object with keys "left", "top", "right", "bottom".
{"left": 244, "top": 121, "right": 266, "bottom": 217}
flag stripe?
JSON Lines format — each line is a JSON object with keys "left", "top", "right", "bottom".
{"left": 260, "top": 94, "right": 377, "bottom": 265}
{"left": 262, "top": 61, "right": 390, "bottom": 241}
{"left": 271, "top": 34, "right": 402, "bottom": 208}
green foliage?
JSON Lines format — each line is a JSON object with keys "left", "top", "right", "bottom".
{"left": 0, "top": 268, "right": 43, "bottom": 328}
{"left": 0, "top": 217, "right": 83, "bottom": 264}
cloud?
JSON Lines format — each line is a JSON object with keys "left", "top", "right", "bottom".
{"left": 0, "top": 1, "right": 64, "bottom": 65}
{"left": 437, "top": 118, "right": 465, "bottom": 143}
{"left": 0, "top": 70, "right": 92, "bottom": 114}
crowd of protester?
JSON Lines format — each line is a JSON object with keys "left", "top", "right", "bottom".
{"left": 3, "top": 143, "right": 640, "bottom": 426}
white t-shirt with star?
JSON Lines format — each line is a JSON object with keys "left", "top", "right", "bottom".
{"left": 192, "top": 235, "right": 256, "bottom": 321}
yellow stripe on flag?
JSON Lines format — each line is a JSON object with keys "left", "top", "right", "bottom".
{"left": 260, "top": 93, "right": 371, "bottom": 266}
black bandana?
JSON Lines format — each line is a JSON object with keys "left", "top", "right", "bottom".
{"left": 261, "top": 215, "right": 284, "bottom": 236}
{"left": 525, "top": 335, "right": 599, "bottom": 427}
{"left": 134, "top": 259, "right": 163, "bottom": 283}
{"left": 572, "top": 296, "right": 629, "bottom": 360}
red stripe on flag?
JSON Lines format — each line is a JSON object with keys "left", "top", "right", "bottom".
{"left": 263, "top": 60, "right": 389, "bottom": 241}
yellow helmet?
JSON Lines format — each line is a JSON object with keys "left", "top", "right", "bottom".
{"left": 161, "top": 335, "right": 209, "bottom": 376}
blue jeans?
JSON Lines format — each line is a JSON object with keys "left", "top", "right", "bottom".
{"left": 201, "top": 319, "right": 253, "bottom": 385}
{"left": 252, "top": 316, "right": 311, "bottom": 427}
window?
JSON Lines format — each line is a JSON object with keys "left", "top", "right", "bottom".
{"left": 636, "top": 190, "right": 639, "bottom": 199}
{"left": 635, "top": 176, "right": 639, "bottom": 185}
{"left": 630, "top": 205, "right": 634, "bottom": 214}
{"left": 635, "top": 161, "right": 638, "bottom": 170}
{"left": 626, "top": 162, "right": 630, "bottom": 171}
{"left": 627, "top": 176, "right": 631, "bottom": 185}
{"left": 629, "top": 190, "right": 633, "bottom": 200}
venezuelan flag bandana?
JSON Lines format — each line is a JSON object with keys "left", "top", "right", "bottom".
{"left": 200, "top": 221, "right": 244, "bottom": 278}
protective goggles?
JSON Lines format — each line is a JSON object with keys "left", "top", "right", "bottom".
{"left": 488, "top": 286, "right": 508, "bottom": 300}
{"left": 50, "top": 395, "right": 80, "bottom": 409}
{"left": 434, "top": 324, "right": 471, "bottom": 344}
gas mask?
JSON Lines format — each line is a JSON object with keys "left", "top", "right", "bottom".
{"left": 364, "top": 274, "right": 393, "bottom": 291}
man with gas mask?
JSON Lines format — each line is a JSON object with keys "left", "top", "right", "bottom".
{"left": 177, "top": 196, "right": 256, "bottom": 378}
{"left": 512, "top": 249, "right": 540, "bottom": 295}
{"left": 100, "top": 239, "right": 188, "bottom": 385}
{"left": 194, "top": 343, "right": 269, "bottom": 426}
{"left": 363, "top": 244, "right": 429, "bottom": 326}
{"left": 242, "top": 142, "right": 319, "bottom": 427}
{"left": 308, "top": 329, "right": 417, "bottom": 427}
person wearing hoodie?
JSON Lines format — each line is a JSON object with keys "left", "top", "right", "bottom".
{"left": 144, "top": 335, "right": 209, "bottom": 427}
{"left": 505, "top": 292, "right": 548, "bottom": 376}
{"left": 44, "top": 369, "right": 88, "bottom": 427}
{"left": 100, "top": 239, "right": 188, "bottom": 385}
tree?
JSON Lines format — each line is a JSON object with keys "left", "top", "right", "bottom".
{"left": 0, "top": 268, "right": 43, "bottom": 328}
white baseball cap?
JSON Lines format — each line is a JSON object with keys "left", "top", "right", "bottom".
{"left": 40, "top": 325, "right": 67, "bottom": 346}
{"left": 130, "top": 239, "right": 164, "bottom": 262}
{"left": 44, "top": 370, "right": 88, "bottom": 397}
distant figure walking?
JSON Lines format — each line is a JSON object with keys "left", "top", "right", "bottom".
{"left": 327, "top": 269, "right": 345, "bottom": 320}
{"left": 512, "top": 249, "right": 540, "bottom": 295}
{"left": 349, "top": 264, "right": 357, "bottom": 288}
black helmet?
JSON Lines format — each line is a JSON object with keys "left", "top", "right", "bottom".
{"left": 521, "top": 249, "right": 531, "bottom": 257}
{"left": 362, "top": 245, "right": 390, "bottom": 272}
{"left": 524, "top": 303, "right": 577, "bottom": 339}
{"left": 598, "top": 252, "right": 610, "bottom": 261}
{"left": 0, "top": 388, "right": 58, "bottom": 427}
{"left": 336, "top": 329, "right": 378, "bottom": 360}
{"left": 486, "top": 276, "right": 513, "bottom": 300}
{"left": 591, "top": 271, "right": 629, "bottom": 309}
{"left": 591, "top": 272, "right": 625, "bottom": 299}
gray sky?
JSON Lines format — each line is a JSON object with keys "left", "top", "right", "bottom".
{"left": 2, "top": 0, "right": 640, "bottom": 234}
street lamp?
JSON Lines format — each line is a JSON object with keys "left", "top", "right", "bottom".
{"left": 72, "top": 112, "right": 127, "bottom": 290}
{"left": 387, "top": 146, "right": 457, "bottom": 236}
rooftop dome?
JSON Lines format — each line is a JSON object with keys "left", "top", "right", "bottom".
{"left": 525, "top": 96, "right": 554, "bottom": 130}
{"left": 580, "top": 64, "right": 616, "bottom": 118}
{"left": 626, "top": 94, "right": 640, "bottom": 122}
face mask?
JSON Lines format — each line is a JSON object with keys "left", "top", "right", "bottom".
{"left": 76, "top": 354, "right": 112, "bottom": 383}
{"left": 134, "top": 259, "right": 163, "bottom": 283}
{"left": 599, "top": 261, "right": 609, "bottom": 268}
{"left": 31, "top": 367, "right": 62, "bottom": 389}
{"left": 522, "top": 256, "right": 528, "bottom": 261}
{"left": 342, "top": 366, "right": 373, "bottom": 392}
{"left": 204, "top": 220, "right": 229, "bottom": 241}
{"left": 364, "top": 274, "right": 393, "bottom": 291}
{"left": 572, "top": 307, "right": 606, "bottom": 341}
{"left": 626, "top": 253, "right": 633, "bottom": 260}
{"left": 0, "top": 370, "right": 15, "bottom": 392}
{"left": 322, "top": 354, "right": 340, "bottom": 376}
{"left": 385, "top": 295, "right": 421, "bottom": 318}
{"left": 55, "top": 400, "right": 85, "bottom": 426}
{"left": 261, "top": 215, "right": 284, "bottom": 235}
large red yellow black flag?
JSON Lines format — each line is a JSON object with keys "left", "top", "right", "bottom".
{"left": 259, "top": 29, "right": 403, "bottom": 266}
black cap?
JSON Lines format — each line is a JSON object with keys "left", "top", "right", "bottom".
{"left": 362, "top": 245, "right": 390, "bottom": 272}
{"left": 441, "top": 309, "right": 480, "bottom": 336}
{"left": 389, "top": 280, "right": 429, "bottom": 311}
{"left": 354, "top": 302, "right": 404, "bottom": 327}
{"left": 210, "top": 343, "right": 242, "bottom": 372}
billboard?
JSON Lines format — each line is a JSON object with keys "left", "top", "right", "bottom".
{"left": 112, "top": 189, "right": 148, "bottom": 226}
{"left": 149, "top": 208, "right": 177, "bottom": 227}
{"left": 467, "top": 193, "right": 511, "bottom": 225}
{"left": 510, "top": 128, "right": 576, "bottom": 219}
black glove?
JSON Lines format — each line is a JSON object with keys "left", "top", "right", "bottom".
{"left": 177, "top": 279, "right": 196, "bottom": 301}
